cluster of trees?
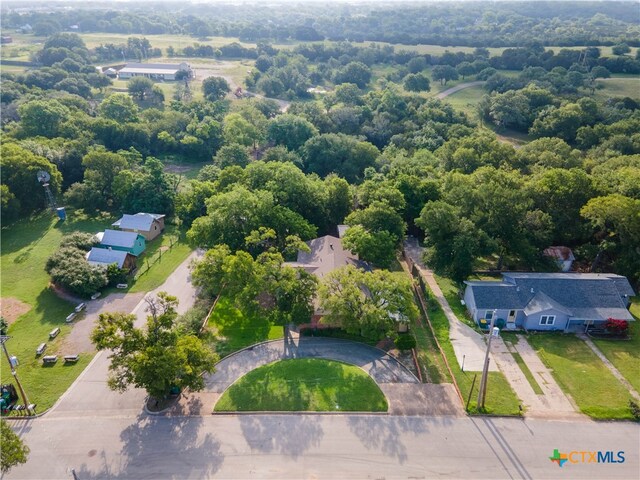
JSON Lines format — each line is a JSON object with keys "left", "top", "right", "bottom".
{"left": 94, "top": 37, "right": 162, "bottom": 62}
{"left": 91, "top": 293, "right": 218, "bottom": 399}
{"left": 45, "top": 232, "right": 128, "bottom": 297}
{"left": 6, "top": 2, "right": 637, "bottom": 47}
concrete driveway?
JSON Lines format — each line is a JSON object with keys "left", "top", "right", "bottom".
{"left": 205, "top": 336, "right": 419, "bottom": 394}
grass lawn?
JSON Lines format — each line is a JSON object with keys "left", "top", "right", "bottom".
{"left": 594, "top": 76, "right": 640, "bottom": 101}
{"left": 527, "top": 333, "right": 634, "bottom": 420}
{"left": 0, "top": 211, "right": 115, "bottom": 411}
{"left": 214, "top": 358, "right": 388, "bottom": 412}
{"left": 591, "top": 299, "right": 640, "bottom": 393}
{"left": 208, "top": 296, "right": 282, "bottom": 357}
{"left": 128, "top": 225, "right": 192, "bottom": 293}
{"left": 433, "top": 274, "right": 477, "bottom": 330}
{"left": 442, "top": 84, "right": 485, "bottom": 115}
{"left": 411, "top": 298, "right": 451, "bottom": 384}
{"left": 422, "top": 286, "right": 521, "bottom": 415}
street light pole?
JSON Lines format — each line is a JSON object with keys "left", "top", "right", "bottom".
{"left": 476, "top": 309, "right": 497, "bottom": 411}
{"left": 0, "top": 336, "right": 30, "bottom": 409}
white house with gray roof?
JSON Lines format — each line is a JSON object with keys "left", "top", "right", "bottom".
{"left": 463, "top": 273, "right": 635, "bottom": 332}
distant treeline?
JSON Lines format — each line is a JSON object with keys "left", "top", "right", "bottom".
{"left": 3, "top": 1, "right": 639, "bottom": 47}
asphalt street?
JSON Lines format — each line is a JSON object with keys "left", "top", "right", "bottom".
{"left": 7, "top": 414, "right": 639, "bottom": 479}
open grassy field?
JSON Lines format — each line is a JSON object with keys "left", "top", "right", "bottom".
{"left": 214, "top": 358, "right": 388, "bottom": 412}
{"left": 591, "top": 299, "right": 640, "bottom": 393}
{"left": 527, "top": 333, "right": 634, "bottom": 420}
{"left": 208, "top": 296, "right": 282, "bottom": 358}
{"left": 0, "top": 211, "right": 114, "bottom": 411}
{"left": 594, "top": 76, "right": 640, "bottom": 101}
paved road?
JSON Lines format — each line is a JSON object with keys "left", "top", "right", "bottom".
{"left": 435, "top": 80, "right": 485, "bottom": 99}
{"left": 8, "top": 413, "right": 639, "bottom": 479}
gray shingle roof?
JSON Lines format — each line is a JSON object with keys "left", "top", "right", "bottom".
{"left": 100, "top": 229, "right": 139, "bottom": 249}
{"left": 465, "top": 273, "right": 635, "bottom": 321}
{"left": 286, "top": 235, "right": 368, "bottom": 278}
{"left": 112, "top": 213, "right": 164, "bottom": 232}
{"left": 86, "top": 248, "right": 129, "bottom": 268}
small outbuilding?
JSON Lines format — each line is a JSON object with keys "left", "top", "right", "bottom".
{"left": 112, "top": 213, "right": 165, "bottom": 241}
{"left": 86, "top": 247, "right": 137, "bottom": 271}
{"left": 96, "top": 229, "right": 146, "bottom": 256}
{"left": 543, "top": 246, "right": 575, "bottom": 272}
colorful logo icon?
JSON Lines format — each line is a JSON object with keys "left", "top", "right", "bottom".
{"left": 550, "top": 449, "right": 568, "bottom": 467}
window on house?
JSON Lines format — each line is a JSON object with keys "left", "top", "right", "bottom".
{"left": 485, "top": 310, "right": 494, "bottom": 320}
{"left": 540, "top": 315, "right": 555, "bottom": 326}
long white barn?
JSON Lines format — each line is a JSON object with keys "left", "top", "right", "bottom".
{"left": 117, "top": 62, "right": 193, "bottom": 81}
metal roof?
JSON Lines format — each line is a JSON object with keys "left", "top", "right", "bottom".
{"left": 112, "top": 213, "right": 164, "bottom": 232}
{"left": 118, "top": 62, "right": 191, "bottom": 75}
{"left": 465, "top": 273, "right": 635, "bottom": 321}
{"left": 86, "top": 248, "right": 129, "bottom": 269}
{"left": 100, "top": 229, "right": 140, "bottom": 249}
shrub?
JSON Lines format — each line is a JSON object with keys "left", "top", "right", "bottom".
{"left": 605, "top": 319, "right": 629, "bottom": 335}
{"left": 395, "top": 333, "right": 417, "bottom": 351}
{"left": 106, "top": 263, "right": 128, "bottom": 286}
{"left": 629, "top": 400, "right": 640, "bottom": 421}
{"left": 177, "top": 301, "right": 211, "bottom": 335}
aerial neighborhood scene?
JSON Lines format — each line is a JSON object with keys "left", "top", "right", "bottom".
{"left": 1, "top": 0, "right": 639, "bottom": 478}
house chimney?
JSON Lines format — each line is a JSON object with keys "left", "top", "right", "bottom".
{"left": 530, "top": 288, "right": 534, "bottom": 293}
{"left": 330, "top": 243, "right": 334, "bottom": 250}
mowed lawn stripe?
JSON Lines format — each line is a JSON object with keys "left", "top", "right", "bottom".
{"left": 214, "top": 358, "right": 388, "bottom": 412}
{"left": 527, "top": 333, "right": 634, "bottom": 420}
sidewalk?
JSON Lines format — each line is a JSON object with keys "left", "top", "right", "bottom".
{"left": 403, "top": 238, "right": 496, "bottom": 372}
{"left": 492, "top": 336, "right": 583, "bottom": 419}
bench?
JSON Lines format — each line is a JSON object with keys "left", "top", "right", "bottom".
{"left": 65, "top": 312, "right": 76, "bottom": 323}
{"left": 49, "top": 327, "right": 60, "bottom": 339}
{"left": 42, "top": 355, "right": 58, "bottom": 364}
{"left": 36, "top": 343, "right": 47, "bottom": 356}
{"left": 64, "top": 354, "right": 80, "bottom": 363}
{"left": 74, "top": 303, "right": 86, "bottom": 313}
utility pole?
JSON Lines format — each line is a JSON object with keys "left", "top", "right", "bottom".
{"left": 0, "top": 335, "right": 30, "bottom": 409}
{"left": 477, "top": 309, "right": 498, "bottom": 410}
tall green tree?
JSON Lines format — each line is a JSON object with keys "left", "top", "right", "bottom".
{"left": 318, "top": 266, "right": 418, "bottom": 340}
{"left": 416, "top": 201, "right": 490, "bottom": 281}
{"left": 342, "top": 225, "right": 397, "bottom": 268}
{"left": 0, "top": 144, "right": 63, "bottom": 215}
{"left": 1, "top": 420, "right": 30, "bottom": 474}
{"left": 202, "top": 76, "right": 231, "bottom": 101}
{"left": 91, "top": 293, "right": 217, "bottom": 399}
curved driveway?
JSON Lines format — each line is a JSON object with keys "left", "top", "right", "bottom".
{"left": 205, "top": 336, "right": 419, "bottom": 394}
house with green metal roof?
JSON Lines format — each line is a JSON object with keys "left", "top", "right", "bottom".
{"left": 463, "top": 272, "right": 635, "bottom": 332}
{"left": 96, "top": 229, "right": 146, "bottom": 256}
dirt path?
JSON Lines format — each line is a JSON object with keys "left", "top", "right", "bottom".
{"left": 435, "top": 80, "right": 484, "bottom": 99}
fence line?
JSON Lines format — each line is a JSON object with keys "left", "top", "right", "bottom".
{"left": 134, "top": 236, "right": 179, "bottom": 279}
